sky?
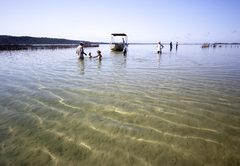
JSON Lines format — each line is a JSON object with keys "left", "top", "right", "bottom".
{"left": 1, "top": 0, "right": 240, "bottom": 43}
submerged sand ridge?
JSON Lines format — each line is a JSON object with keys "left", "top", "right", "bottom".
{"left": 0, "top": 45, "right": 240, "bottom": 165}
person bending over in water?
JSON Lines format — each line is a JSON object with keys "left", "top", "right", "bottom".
{"left": 156, "top": 41, "right": 164, "bottom": 54}
{"left": 93, "top": 50, "right": 102, "bottom": 60}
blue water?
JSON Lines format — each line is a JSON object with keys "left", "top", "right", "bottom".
{"left": 0, "top": 44, "right": 240, "bottom": 165}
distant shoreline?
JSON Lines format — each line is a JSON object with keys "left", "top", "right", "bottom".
{"left": 0, "top": 44, "right": 99, "bottom": 51}
{"left": 0, "top": 35, "right": 106, "bottom": 45}
{"left": 129, "top": 42, "right": 240, "bottom": 45}
{"left": 0, "top": 35, "right": 239, "bottom": 50}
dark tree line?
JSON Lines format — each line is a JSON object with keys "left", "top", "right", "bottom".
{"left": 0, "top": 35, "right": 84, "bottom": 45}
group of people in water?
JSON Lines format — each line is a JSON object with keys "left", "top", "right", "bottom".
{"left": 157, "top": 41, "right": 178, "bottom": 54}
{"left": 76, "top": 41, "right": 179, "bottom": 59}
{"left": 76, "top": 42, "right": 102, "bottom": 60}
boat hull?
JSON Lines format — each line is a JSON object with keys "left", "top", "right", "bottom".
{"left": 110, "top": 43, "right": 124, "bottom": 51}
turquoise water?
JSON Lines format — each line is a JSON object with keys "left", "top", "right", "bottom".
{"left": 0, "top": 44, "right": 240, "bottom": 165}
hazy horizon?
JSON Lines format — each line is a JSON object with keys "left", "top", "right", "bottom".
{"left": 1, "top": 35, "right": 240, "bottom": 45}
{"left": 1, "top": 0, "right": 239, "bottom": 43}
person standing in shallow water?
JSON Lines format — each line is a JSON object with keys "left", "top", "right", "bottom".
{"left": 157, "top": 42, "right": 164, "bottom": 54}
{"left": 76, "top": 42, "right": 87, "bottom": 59}
{"left": 123, "top": 47, "right": 127, "bottom": 56}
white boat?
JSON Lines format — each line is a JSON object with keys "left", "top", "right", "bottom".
{"left": 110, "top": 33, "right": 128, "bottom": 51}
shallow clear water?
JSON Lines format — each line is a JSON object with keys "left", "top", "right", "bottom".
{"left": 0, "top": 45, "right": 240, "bottom": 166}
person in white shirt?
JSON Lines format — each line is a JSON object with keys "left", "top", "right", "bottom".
{"left": 157, "top": 41, "right": 164, "bottom": 54}
{"left": 76, "top": 43, "right": 87, "bottom": 59}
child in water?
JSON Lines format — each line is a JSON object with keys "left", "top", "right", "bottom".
{"left": 93, "top": 50, "right": 102, "bottom": 60}
{"left": 88, "top": 52, "right": 92, "bottom": 58}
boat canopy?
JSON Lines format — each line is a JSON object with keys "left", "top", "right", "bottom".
{"left": 110, "top": 33, "right": 128, "bottom": 51}
{"left": 111, "top": 33, "right": 127, "bottom": 36}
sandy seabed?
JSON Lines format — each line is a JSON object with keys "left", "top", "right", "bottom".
{"left": 0, "top": 45, "right": 240, "bottom": 165}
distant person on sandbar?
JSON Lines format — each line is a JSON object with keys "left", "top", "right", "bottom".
{"left": 76, "top": 42, "right": 87, "bottom": 59}
{"left": 170, "top": 41, "right": 172, "bottom": 49}
{"left": 176, "top": 42, "right": 178, "bottom": 49}
{"left": 157, "top": 42, "right": 164, "bottom": 54}
{"left": 93, "top": 50, "right": 102, "bottom": 60}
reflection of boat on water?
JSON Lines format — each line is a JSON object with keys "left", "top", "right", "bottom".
{"left": 110, "top": 33, "right": 128, "bottom": 51}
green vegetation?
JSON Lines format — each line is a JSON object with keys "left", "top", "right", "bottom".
{"left": 0, "top": 35, "right": 84, "bottom": 45}
{"left": 0, "top": 35, "right": 103, "bottom": 50}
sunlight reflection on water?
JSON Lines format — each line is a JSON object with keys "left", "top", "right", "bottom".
{"left": 0, "top": 45, "right": 240, "bottom": 165}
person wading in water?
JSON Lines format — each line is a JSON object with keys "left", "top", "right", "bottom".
{"left": 76, "top": 42, "right": 87, "bottom": 59}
